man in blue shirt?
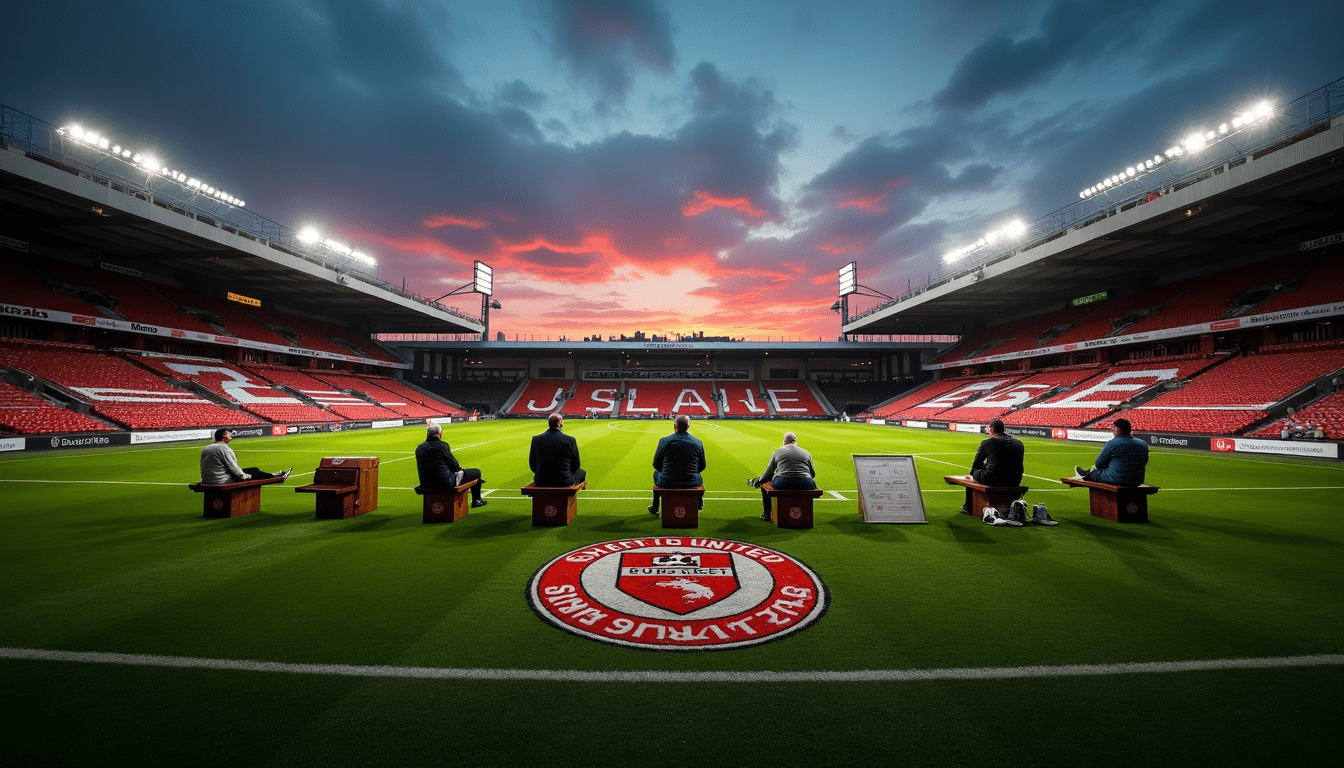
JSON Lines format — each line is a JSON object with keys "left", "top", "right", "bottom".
{"left": 1076, "top": 418, "right": 1148, "bottom": 486}
{"left": 647, "top": 415, "right": 707, "bottom": 515}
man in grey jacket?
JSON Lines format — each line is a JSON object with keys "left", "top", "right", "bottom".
{"left": 199, "top": 429, "right": 290, "bottom": 485}
{"left": 752, "top": 431, "right": 816, "bottom": 521}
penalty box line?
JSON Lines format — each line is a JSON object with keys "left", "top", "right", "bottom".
{"left": 1, "top": 647, "right": 1339, "bottom": 684}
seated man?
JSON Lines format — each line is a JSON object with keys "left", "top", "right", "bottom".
{"left": 647, "top": 414, "right": 706, "bottom": 515}
{"left": 751, "top": 431, "right": 816, "bottom": 521}
{"left": 959, "top": 418, "right": 1023, "bottom": 515}
{"left": 416, "top": 423, "right": 486, "bottom": 507}
{"left": 530, "top": 413, "right": 586, "bottom": 487}
{"left": 1076, "top": 417, "right": 1148, "bottom": 486}
{"left": 200, "top": 428, "right": 290, "bottom": 485}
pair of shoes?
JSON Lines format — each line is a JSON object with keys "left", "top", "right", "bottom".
{"left": 1031, "top": 503, "right": 1059, "bottom": 525}
{"left": 983, "top": 507, "right": 1023, "bottom": 527}
{"left": 647, "top": 505, "right": 659, "bottom": 516}
{"left": 471, "top": 499, "right": 487, "bottom": 508}
{"left": 279, "top": 468, "right": 292, "bottom": 479}
{"left": 1008, "top": 499, "right": 1027, "bottom": 524}
{"left": 1074, "top": 466, "right": 1086, "bottom": 479}
{"left": 758, "top": 512, "right": 771, "bottom": 521}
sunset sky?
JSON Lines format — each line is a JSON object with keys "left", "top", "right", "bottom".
{"left": 2, "top": 1, "right": 1339, "bottom": 340}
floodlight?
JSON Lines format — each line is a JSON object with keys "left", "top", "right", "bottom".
{"left": 474, "top": 261, "right": 494, "bottom": 296}
{"left": 297, "top": 227, "right": 320, "bottom": 244}
{"left": 838, "top": 262, "right": 857, "bottom": 296}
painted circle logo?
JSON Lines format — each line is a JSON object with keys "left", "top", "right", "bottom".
{"left": 789, "top": 507, "right": 802, "bottom": 519}
{"left": 545, "top": 505, "right": 558, "bottom": 517}
{"left": 528, "top": 537, "right": 827, "bottom": 651}
{"left": 431, "top": 501, "right": 445, "bottom": 514}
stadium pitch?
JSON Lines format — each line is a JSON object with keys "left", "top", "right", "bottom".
{"left": 2, "top": 420, "right": 1340, "bottom": 765}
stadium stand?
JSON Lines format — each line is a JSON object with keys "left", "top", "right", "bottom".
{"left": 1002, "top": 356, "right": 1228, "bottom": 428}
{"left": 816, "top": 380, "right": 919, "bottom": 416}
{"left": 1250, "top": 390, "right": 1344, "bottom": 440}
{"left": 416, "top": 378, "right": 520, "bottom": 415}
{"left": 0, "top": 379, "right": 116, "bottom": 434}
{"left": 0, "top": 341, "right": 259, "bottom": 429}
{"left": 508, "top": 379, "right": 573, "bottom": 416}
{"left": 621, "top": 382, "right": 718, "bottom": 417}
{"left": 309, "top": 372, "right": 455, "bottom": 418}
{"left": 718, "top": 382, "right": 771, "bottom": 417}
{"left": 151, "top": 284, "right": 294, "bottom": 347}
{"left": 243, "top": 365, "right": 400, "bottom": 421}
{"left": 564, "top": 381, "right": 622, "bottom": 416}
{"left": 1049, "top": 286, "right": 1189, "bottom": 345}
{"left": 931, "top": 366, "right": 1105, "bottom": 423}
{"left": 0, "top": 263, "right": 105, "bottom": 315}
{"left": 759, "top": 381, "right": 830, "bottom": 416}
{"left": 244, "top": 305, "right": 393, "bottom": 362}
{"left": 133, "top": 356, "right": 337, "bottom": 424}
{"left": 39, "top": 261, "right": 223, "bottom": 336}
{"left": 880, "top": 374, "right": 1026, "bottom": 421}
{"left": 1251, "top": 250, "right": 1344, "bottom": 315}
{"left": 1122, "top": 254, "right": 1316, "bottom": 335}
{"left": 1097, "top": 345, "right": 1344, "bottom": 434}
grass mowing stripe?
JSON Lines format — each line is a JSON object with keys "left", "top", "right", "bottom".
{"left": 3, "top": 647, "right": 1339, "bottom": 683}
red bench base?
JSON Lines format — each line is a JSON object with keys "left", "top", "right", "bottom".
{"left": 943, "top": 476, "right": 1028, "bottom": 519}
{"left": 417, "top": 479, "right": 479, "bottom": 524}
{"left": 523, "top": 481, "right": 585, "bottom": 526}
{"left": 1061, "top": 477, "right": 1159, "bottom": 523}
{"left": 189, "top": 476, "right": 284, "bottom": 518}
{"left": 763, "top": 483, "right": 823, "bottom": 529}
{"left": 655, "top": 486, "right": 703, "bottom": 528}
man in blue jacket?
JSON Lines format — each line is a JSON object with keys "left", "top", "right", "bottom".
{"left": 1076, "top": 418, "right": 1148, "bottom": 486}
{"left": 647, "top": 414, "right": 706, "bottom": 515}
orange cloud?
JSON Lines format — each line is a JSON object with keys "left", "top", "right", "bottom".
{"left": 835, "top": 177, "right": 909, "bottom": 213}
{"left": 682, "top": 190, "right": 766, "bottom": 218}
{"left": 422, "top": 214, "right": 489, "bottom": 229}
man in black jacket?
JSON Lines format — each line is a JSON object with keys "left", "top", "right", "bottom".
{"left": 529, "top": 413, "right": 586, "bottom": 487}
{"left": 415, "top": 423, "right": 486, "bottom": 507}
{"left": 960, "top": 418, "right": 1024, "bottom": 514}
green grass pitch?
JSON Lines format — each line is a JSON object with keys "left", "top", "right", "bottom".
{"left": 1, "top": 419, "right": 1339, "bottom": 766}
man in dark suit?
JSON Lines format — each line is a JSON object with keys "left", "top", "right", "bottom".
{"left": 647, "top": 414, "right": 707, "bottom": 515}
{"left": 529, "top": 413, "right": 586, "bottom": 487}
{"left": 960, "top": 418, "right": 1024, "bottom": 514}
{"left": 415, "top": 423, "right": 486, "bottom": 507}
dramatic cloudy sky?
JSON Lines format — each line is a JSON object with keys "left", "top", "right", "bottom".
{"left": 2, "top": 0, "right": 1339, "bottom": 340}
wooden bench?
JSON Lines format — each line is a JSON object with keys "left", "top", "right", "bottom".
{"left": 1061, "top": 477, "right": 1159, "bottom": 523}
{"left": 943, "top": 475, "right": 1028, "bottom": 519}
{"left": 522, "top": 481, "right": 586, "bottom": 526}
{"left": 762, "top": 482, "right": 823, "bottom": 529}
{"left": 295, "top": 467, "right": 362, "bottom": 519}
{"left": 417, "top": 479, "right": 480, "bottom": 524}
{"left": 654, "top": 486, "right": 704, "bottom": 528}
{"left": 189, "top": 475, "right": 285, "bottom": 518}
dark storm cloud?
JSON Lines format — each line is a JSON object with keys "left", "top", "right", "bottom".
{"left": 932, "top": 0, "right": 1159, "bottom": 111}
{"left": 539, "top": 0, "right": 676, "bottom": 107}
{"left": 495, "top": 80, "right": 549, "bottom": 110}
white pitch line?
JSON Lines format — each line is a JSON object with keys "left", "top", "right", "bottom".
{"left": 1, "top": 647, "right": 1338, "bottom": 683}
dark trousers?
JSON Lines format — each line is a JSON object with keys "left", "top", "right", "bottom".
{"left": 964, "top": 471, "right": 1019, "bottom": 509}
{"left": 241, "top": 467, "right": 280, "bottom": 480}
{"left": 424, "top": 468, "right": 484, "bottom": 502}
{"left": 650, "top": 471, "right": 702, "bottom": 510}
{"left": 761, "top": 475, "right": 816, "bottom": 515}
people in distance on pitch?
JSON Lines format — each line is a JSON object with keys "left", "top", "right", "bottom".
{"left": 749, "top": 431, "right": 816, "bottom": 521}
{"left": 199, "top": 428, "right": 291, "bottom": 485}
{"left": 647, "top": 414, "right": 706, "bottom": 516}
{"left": 1074, "top": 417, "right": 1149, "bottom": 487}
{"left": 415, "top": 422, "right": 487, "bottom": 507}
{"left": 530, "top": 412, "right": 586, "bottom": 488}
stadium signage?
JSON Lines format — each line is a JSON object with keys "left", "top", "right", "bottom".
{"left": 0, "top": 302, "right": 411, "bottom": 369}
{"left": 925, "top": 299, "right": 1344, "bottom": 370}
{"left": 1209, "top": 437, "right": 1338, "bottom": 459}
{"left": 27, "top": 433, "right": 130, "bottom": 451}
{"left": 528, "top": 538, "right": 828, "bottom": 651}
{"left": 1070, "top": 290, "right": 1112, "bottom": 308}
{"left": 0, "top": 234, "right": 29, "bottom": 251}
{"left": 371, "top": 419, "right": 403, "bottom": 429}
{"left": 902, "top": 420, "right": 926, "bottom": 428}
{"left": 1135, "top": 432, "right": 1211, "bottom": 451}
{"left": 131, "top": 428, "right": 215, "bottom": 445}
{"left": 227, "top": 291, "right": 262, "bottom": 307}
{"left": 952, "top": 423, "right": 983, "bottom": 433}
{"left": 1005, "top": 426, "right": 1051, "bottom": 439}
{"left": 1299, "top": 232, "right": 1343, "bottom": 251}
{"left": 99, "top": 262, "right": 141, "bottom": 277}
{"left": 0, "top": 437, "right": 24, "bottom": 452}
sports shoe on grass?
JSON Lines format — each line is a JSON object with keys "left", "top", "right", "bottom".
{"left": 1032, "top": 504, "right": 1059, "bottom": 525}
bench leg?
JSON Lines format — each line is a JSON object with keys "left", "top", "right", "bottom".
{"left": 314, "top": 493, "right": 360, "bottom": 519}
{"left": 531, "top": 494, "right": 577, "bottom": 526}
{"left": 422, "top": 492, "right": 469, "bottom": 523}
{"left": 660, "top": 491, "right": 700, "bottom": 529}
{"left": 202, "top": 486, "right": 261, "bottom": 518}
{"left": 771, "top": 496, "right": 814, "bottom": 529}
{"left": 968, "top": 488, "right": 1022, "bottom": 519}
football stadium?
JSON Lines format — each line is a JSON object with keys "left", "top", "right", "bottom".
{"left": 3, "top": 15, "right": 1343, "bottom": 767}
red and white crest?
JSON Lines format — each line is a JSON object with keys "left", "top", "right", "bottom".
{"left": 615, "top": 552, "right": 740, "bottom": 615}
{"left": 528, "top": 537, "right": 828, "bottom": 651}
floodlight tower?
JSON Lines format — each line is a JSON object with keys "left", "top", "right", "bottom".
{"left": 434, "top": 260, "right": 501, "bottom": 341}
{"left": 833, "top": 261, "right": 893, "bottom": 340}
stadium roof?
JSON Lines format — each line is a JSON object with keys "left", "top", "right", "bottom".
{"left": 0, "top": 120, "right": 483, "bottom": 336}
{"left": 845, "top": 114, "right": 1344, "bottom": 339}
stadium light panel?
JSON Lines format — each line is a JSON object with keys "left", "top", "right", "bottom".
{"left": 56, "top": 122, "right": 245, "bottom": 208}
{"left": 474, "top": 261, "right": 494, "bottom": 295}
{"left": 838, "top": 262, "right": 857, "bottom": 296}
